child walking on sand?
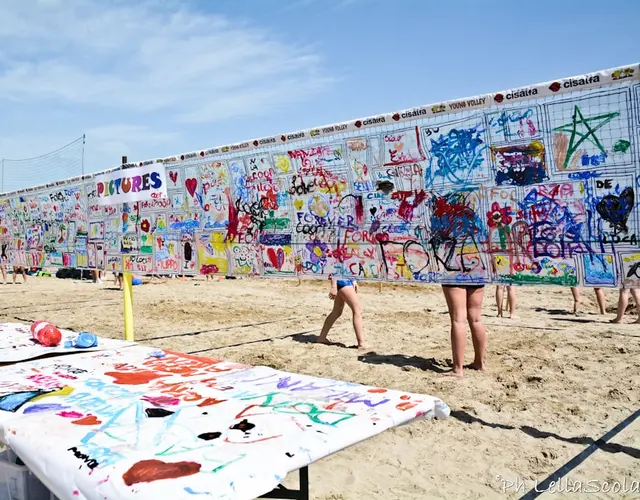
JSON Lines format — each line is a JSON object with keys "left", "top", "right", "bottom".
{"left": 317, "top": 275, "right": 367, "bottom": 349}
{"left": 571, "top": 287, "right": 606, "bottom": 315}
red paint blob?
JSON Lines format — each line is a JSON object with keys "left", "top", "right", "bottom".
{"left": 104, "top": 371, "right": 167, "bottom": 385}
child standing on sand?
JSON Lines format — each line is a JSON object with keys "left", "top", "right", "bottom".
{"left": 317, "top": 275, "right": 367, "bottom": 349}
{"left": 441, "top": 284, "right": 487, "bottom": 378}
{"left": 610, "top": 288, "right": 640, "bottom": 324}
{"left": 496, "top": 285, "right": 517, "bottom": 318}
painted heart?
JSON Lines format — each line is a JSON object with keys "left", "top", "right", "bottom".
{"left": 394, "top": 142, "right": 404, "bottom": 151}
{"left": 370, "top": 207, "right": 377, "bottom": 216}
{"left": 267, "top": 247, "right": 278, "bottom": 270}
{"left": 293, "top": 199, "right": 303, "bottom": 211}
{"left": 185, "top": 178, "right": 198, "bottom": 198}
{"left": 169, "top": 171, "right": 178, "bottom": 185}
{"left": 267, "top": 247, "right": 285, "bottom": 271}
{"left": 596, "top": 187, "right": 634, "bottom": 233}
{"left": 72, "top": 415, "right": 102, "bottom": 426}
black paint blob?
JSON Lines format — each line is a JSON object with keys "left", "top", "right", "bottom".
{"left": 198, "top": 432, "right": 222, "bottom": 441}
{"left": 230, "top": 419, "right": 255, "bottom": 434}
{"left": 145, "top": 408, "right": 174, "bottom": 418}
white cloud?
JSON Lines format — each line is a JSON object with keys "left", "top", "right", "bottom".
{"left": 0, "top": 0, "right": 336, "bottom": 122}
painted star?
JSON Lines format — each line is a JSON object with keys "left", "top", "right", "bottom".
{"left": 554, "top": 106, "right": 619, "bottom": 169}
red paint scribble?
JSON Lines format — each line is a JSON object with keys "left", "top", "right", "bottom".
{"left": 58, "top": 411, "right": 83, "bottom": 418}
{"left": 354, "top": 196, "right": 364, "bottom": 225}
{"left": 72, "top": 415, "right": 102, "bottom": 426}
{"left": 396, "top": 402, "right": 418, "bottom": 411}
{"left": 392, "top": 190, "right": 427, "bottom": 222}
{"left": 197, "top": 398, "right": 227, "bottom": 407}
{"left": 122, "top": 460, "right": 201, "bottom": 486}
{"left": 73, "top": 490, "right": 79, "bottom": 496}
{"left": 399, "top": 395, "right": 410, "bottom": 400}
{"left": 200, "top": 264, "right": 219, "bottom": 276}
{"left": 226, "top": 190, "right": 239, "bottom": 241}
{"left": 367, "top": 388, "right": 388, "bottom": 394}
{"left": 104, "top": 371, "right": 168, "bottom": 385}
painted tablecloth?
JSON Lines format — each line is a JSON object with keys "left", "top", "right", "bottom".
{"left": 0, "top": 345, "right": 450, "bottom": 499}
{"left": 0, "top": 323, "right": 135, "bottom": 363}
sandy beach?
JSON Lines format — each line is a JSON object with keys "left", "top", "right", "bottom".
{"left": 0, "top": 276, "right": 637, "bottom": 499}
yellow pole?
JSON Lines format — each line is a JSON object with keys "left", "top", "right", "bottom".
{"left": 123, "top": 273, "right": 134, "bottom": 341}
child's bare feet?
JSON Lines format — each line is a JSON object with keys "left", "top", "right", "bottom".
{"left": 509, "top": 314, "right": 518, "bottom": 319}
{"left": 609, "top": 318, "right": 623, "bottom": 324}
{"left": 573, "top": 300, "right": 582, "bottom": 315}
{"left": 497, "top": 312, "right": 503, "bottom": 318}
{"left": 443, "top": 369, "right": 463, "bottom": 378}
{"left": 357, "top": 343, "right": 369, "bottom": 350}
{"left": 466, "top": 362, "right": 485, "bottom": 371}
{"left": 316, "top": 336, "right": 330, "bottom": 345}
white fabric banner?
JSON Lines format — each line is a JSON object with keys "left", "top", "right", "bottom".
{"left": 0, "top": 344, "right": 450, "bottom": 499}
{"left": 94, "top": 163, "right": 168, "bottom": 205}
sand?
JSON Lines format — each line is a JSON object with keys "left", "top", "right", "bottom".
{"left": 0, "top": 276, "right": 638, "bottom": 499}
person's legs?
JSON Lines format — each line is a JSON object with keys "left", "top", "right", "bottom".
{"left": 629, "top": 288, "right": 640, "bottom": 324}
{"left": 317, "top": 294, "right": 345, "bottom": 344}
{"left": 442, "top": 286, "right": 467, "bottom": 377}
{"left": 12, "top": 267, "right": 17, "bottom": 284}
{"left": 507, "top": 286, "right": 517, "bottom": 318}
{"left": 571, "top": 287, "right": 581, "bottom": 314}
{"left": 21, "top": 267, "right": 27, "bottom": 283}
{"left": 467, "top": 287, "right": 486, "bottom": 370}
{"left": 496, "top": 285, "right": 504, "bottom": 317}
{"left": 594, "top": 287, "right": 606, "bottom": 314}
{"left": 338, "top": 285, "right": 366, "bottom": 348}
{"left": 611, "top": 289, "right": 629, "bottom": 323}
{"left": 0, "top": 264, "right": 5, "bottom": 284}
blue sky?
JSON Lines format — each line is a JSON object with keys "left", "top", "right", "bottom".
{"left": 0, "top": 0, "right": 638, "bottom": 187}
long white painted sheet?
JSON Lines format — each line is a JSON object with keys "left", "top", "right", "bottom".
{"left": 0, "top": 344, "right": 449, "bottom": 499}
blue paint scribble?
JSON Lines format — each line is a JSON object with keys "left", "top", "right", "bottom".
{"left": 184, "top": 487, "right": 211, "bottom": 495}
{"left": 24, "top": 403, "right": 69, "bottom": 414}
{"left": 568, "top": 171, "right": 602, "bottom": 180}
{"left": 426, "top": 126, "right": 487, "bottom": 186}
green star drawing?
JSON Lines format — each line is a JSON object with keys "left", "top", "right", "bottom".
{"left": 553, "top": 106, "right": 620, "bottom": 169}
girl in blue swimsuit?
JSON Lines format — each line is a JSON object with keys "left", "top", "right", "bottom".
{"left": 317, "top": 275, "right": 366, "bottom": 349}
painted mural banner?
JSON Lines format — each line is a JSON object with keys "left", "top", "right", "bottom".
{"left": 0, "top": 323, "right": 135, "bottom": 363}
{"left": 0, "top": 64, "right": 638, "bottom": 286}
{"left": 0, "top": 344, "right": 450, "bottom": 499}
